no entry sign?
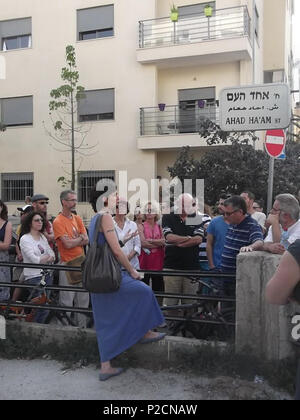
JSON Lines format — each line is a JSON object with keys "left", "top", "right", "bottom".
{"left": 265, "top": 129, "right": 286, "bottom": 158}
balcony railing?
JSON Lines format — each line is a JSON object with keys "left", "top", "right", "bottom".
{"left": 139, "top": 6, "right": 251, "bottom": 49}
{"left": 140, "top": 104, "right": 219, "bottom": 136}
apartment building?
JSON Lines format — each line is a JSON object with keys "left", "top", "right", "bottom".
{"left": 0, "top": 0, "right": 293, "bottom": 218}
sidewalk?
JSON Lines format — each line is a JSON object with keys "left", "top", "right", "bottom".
{"left": 0, "top": 357, "right": 290, "bottom": 400}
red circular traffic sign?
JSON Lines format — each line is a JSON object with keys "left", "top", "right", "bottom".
{"left": 265, "top": 129, "right": 286, "bottom": 157}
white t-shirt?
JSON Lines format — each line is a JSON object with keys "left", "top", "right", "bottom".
{"left": 20, "top": 233, "right": 55, "bottom": 279}
{"left": 264, "top": 219, "right": 300, "bottom": 248}
{"left": 113, "top": 218, "right": 141, "bottom": 270}
{"left": 251, "top": 212, "right": 266, "bottom": 230}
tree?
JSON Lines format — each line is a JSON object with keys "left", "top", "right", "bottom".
{"left": 168, "top": 121, "right": 300, "bottom": 206}
{"left": 44, "top": 45, "right": 97, "bottom": 190}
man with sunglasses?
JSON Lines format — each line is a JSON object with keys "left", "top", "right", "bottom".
{"left": 31, "top": 194, "right": 55, "bottom": 250}
{"left": 221, "top": 196, "right": 264, "bottom": 278}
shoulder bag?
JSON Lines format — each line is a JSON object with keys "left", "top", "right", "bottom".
{"left": 82, "top": 213, "right": 122, "bottom": 293}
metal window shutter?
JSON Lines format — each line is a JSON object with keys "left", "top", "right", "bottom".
{"left": 77, "top": 5, "right": 114, "bottom": 35}
{"left": 78, "top": 89, "right": 114, "bottom": 116}
{"left": 0, "top": 17, "right": 31, "bottom": 38}
{"left": 178, "top": 87, "right": 215, "bottom": 102}
{"left": 1, "top": 96, "right": 33, "bottom": 125}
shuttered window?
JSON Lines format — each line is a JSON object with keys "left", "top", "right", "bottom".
{"left": 78, "top": 89, "right": 114, "bottom": 122}
{"left": 0, "top": 96, "right": 33, "bottom": 127}
{"left": 0, "top": 17, "right": 31, "bottom": 51}
{"left": 77, "top": 5, "right": 114, "bottom": 41}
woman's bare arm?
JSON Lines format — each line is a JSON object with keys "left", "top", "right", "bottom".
{"left": 265, "top": 251, "right": 300, "bottom": 305}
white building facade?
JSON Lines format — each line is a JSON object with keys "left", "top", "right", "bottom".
{"left": 0, "top": 0, "right": 294, "bottom": 218}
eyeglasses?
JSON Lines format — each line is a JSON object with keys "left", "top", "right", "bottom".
{"left": 224, "top": 209, "right": 240, "bottom": 217}
{"left": 37, "top": 201, "right": 48, "bottom": 205}
{"left": 33, "top": 218, "right": 43, "bottom": 223}
{"left": 253, "top": 206, "right": 260, "bottom": 209}
{"left": 65, "top": 199, "right": 77, "bottom": 202}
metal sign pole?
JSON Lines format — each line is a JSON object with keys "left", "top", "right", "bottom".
{"left": 267, "top": 156, "right": 274, "bottom": 214}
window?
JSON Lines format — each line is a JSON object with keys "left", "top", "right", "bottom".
{"left": 1, "top": 172, "right": 33, "bottom": 202}
{"left": 77, "top": 5, "right": 114, "bottom": 41}
{"left": 178, "top": 87, "right": 216, "bottom": 133}
{"left": 78, "top": 89, "right": 114, "bottom": 122}
{"left": 0, "top": 17, "right": 32, "bottom": 51}
{"left": 78, "top": 170, "right": 115, "bottom": 203}
{"left": 178, "top": 2, "right": 215, "bottom": 17}
{"left": 0, "top": 96, "right": 33, "bottom": 127}
{"left": 264, "top": 70, "right": 286, "bottom": 84}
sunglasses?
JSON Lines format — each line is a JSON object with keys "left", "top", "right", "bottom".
{"left": 224, "top": 209, "right": 240, "bottom": 217}
{"left": 37, "top": 201, "right": 48, "bottom": 205}
{"left": 33, "top": 218, "right": 43, "bottom": 223}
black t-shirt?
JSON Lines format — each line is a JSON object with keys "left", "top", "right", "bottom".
{"left": 288, "top": 240, "right": 300, "bottom": 266}
{"left": 288, "top": 240, "right": 300, "bottom": 303}
{"left": 162, "top": 212, "right": 204, "bottom": 270}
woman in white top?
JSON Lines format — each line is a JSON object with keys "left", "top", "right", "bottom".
{"left": 19, "top": 211, "right": 55, "bottom": 323}
{"left": 113, "top": 198, "right": 141, "bottom": 270}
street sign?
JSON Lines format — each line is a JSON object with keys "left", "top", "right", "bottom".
{"left": 265, "top": 129, "right": 286, "bottom": 157}
{"left": 276, "top": 145, "right": 286, "bottom": 160}
{"left": 219, "top": 83, "right": 291, "bottom": 131}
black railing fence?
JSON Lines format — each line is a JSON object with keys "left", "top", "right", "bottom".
{"left": 0, "top": 261, "right": 236, "bottom": 327}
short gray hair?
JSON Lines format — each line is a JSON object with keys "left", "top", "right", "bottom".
{"left": 275, "top": 194, "right": 300, "bottom": 220}
{"left": 60, "top": 189, "right": 76, "bottom": 204}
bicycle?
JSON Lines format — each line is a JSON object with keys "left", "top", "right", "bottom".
{"left": 164, "top": 275, "right": 236, "bottom": 341}
{"left": 0, "top": 269, "right": 76, "bottom": 326}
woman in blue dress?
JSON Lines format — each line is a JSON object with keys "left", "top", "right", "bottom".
{"left": 88, "top": 191, "right": 166, "bottom": 381}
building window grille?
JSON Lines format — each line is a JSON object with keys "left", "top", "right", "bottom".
{"left": 77, "top": 170, "right": 115, "bottom": 203}
{"left": 1, "top": 172, "right": 33, "bottom": 202}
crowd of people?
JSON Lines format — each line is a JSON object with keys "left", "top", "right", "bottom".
{"left": 0, "top": 187, "right": 299, "bottom": 381}
{"left": 1, "top": 189, "right": 300, "bottom": 311}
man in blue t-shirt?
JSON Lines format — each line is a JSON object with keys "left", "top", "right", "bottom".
{"left": 221, "top": 196, "right": 264, "bottom": 274}
{"left": 207, "top": 193, "right": 230, "bottom": 269}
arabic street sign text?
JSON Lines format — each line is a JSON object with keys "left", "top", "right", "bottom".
{"left": 219, "top": 83, "right": 291, "bottom": 131}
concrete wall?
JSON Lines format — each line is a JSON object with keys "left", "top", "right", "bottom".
{"left": 236, "top": 251, "right": 300, "bottom": 360}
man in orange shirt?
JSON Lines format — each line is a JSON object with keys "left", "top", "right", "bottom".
{"left": 53, "top": 190, "right": 89, "bottom": 327}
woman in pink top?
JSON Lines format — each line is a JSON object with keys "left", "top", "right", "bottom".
{"left": 138, "top": 202, "right": 165, "bottom": 305}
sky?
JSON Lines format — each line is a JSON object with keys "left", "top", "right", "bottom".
{"left": 292, "top": 1, "right": 300, "bottom": 102}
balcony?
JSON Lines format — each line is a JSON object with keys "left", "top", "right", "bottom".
{"left": 138, "top": 104, "right": 218, "bottom": 150}
{"left": 137, "top": 6, "right": 252, "bottom": 68}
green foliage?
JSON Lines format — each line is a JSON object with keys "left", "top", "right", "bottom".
{"left": 45, "top": 45, "right": 96, "bottom": 191}
{"left": 168, "top": 138, "right": 300, "bottom": 206}
{"left": 57, "top": 176, "right": 71, "bottom": 188}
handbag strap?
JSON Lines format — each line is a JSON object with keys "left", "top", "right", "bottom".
{"left": 92, "top": 213, "right": 103, "bottom": 244}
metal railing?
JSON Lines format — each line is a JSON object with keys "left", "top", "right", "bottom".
{"left": 0, "top": 262, "right": 236, "bottom": 328}
{"left": 139, "top": 6, "right": 251, "bottom": 49}
{"left": 140, "top": 103, "right": 219, "bottom": 136}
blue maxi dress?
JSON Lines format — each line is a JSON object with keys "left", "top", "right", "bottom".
{"left": 89, "top": 215, "right": 165, "bottom": 363}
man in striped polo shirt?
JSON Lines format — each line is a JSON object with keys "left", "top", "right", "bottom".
{"left": 220, "top": 196, "right": 264, "bottom": 295}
